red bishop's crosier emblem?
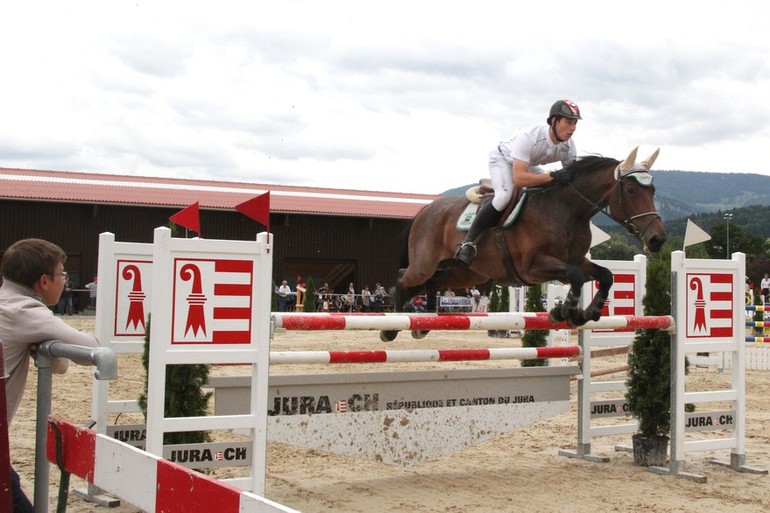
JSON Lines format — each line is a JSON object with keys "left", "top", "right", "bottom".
{"left": 689, "top": 276, "right": 707, "bottom": 333}
{"left": 122, "top": 264, "right": 146, "bottom": 330}
{"left": 180, "top": 263, "right": 207, "bottom": 337}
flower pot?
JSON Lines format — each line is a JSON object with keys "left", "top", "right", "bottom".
{"left": 631, "top": 434, "right": 669, "bottom": 467}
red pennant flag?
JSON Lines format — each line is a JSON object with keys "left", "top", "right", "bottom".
{"left": 170, "top": 202, "right": 201, "bottom": 235}
{"left": 235, "top": 192, "right": 270, "bottom": 232}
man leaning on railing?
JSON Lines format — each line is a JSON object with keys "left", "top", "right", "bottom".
{"left": 0, "top": 238, "right": 102, "bottom": 513}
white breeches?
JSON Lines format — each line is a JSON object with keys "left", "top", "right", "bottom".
{"left": 489, "top": 149, "right": 513, "bottom": 212}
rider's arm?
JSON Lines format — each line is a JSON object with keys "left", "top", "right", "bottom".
{"left": 512, "top": 159, "right": 556, "bottom": 187}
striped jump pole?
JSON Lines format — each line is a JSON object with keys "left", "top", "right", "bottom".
{"left": 272, "top": 312, "right": 675, "bottom": 332}
{"left": 746, "top": 337, "right": 770, "bottom": 343}
{"left": 269, "top": 345, "right": 582, "bottom": 365}
{"left": 745, "top": 305, "right": 769, "bottom": 312}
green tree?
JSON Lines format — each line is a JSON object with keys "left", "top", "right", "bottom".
{"left": 304, "top": 277, "right": 317, "bottom": 312}
{"left": 626, "top": 248, "right": 672, "bottom": 438}
{"left": 590, "top": 233, "right": 639, "bottom": 260}
{"left": 499, "top": 283, "right": 510, "bottom": 311}
{"left": 521, "top": 285, "right": 547, "bottom": 367}
{"left": 706, "top": 220, "right": 765, "bottom": 260}
{"left": 488, "top": 284, "right": 500, "bottom": 313}
{"left": 487, "top": 284, "right": 506, "bottom": 338}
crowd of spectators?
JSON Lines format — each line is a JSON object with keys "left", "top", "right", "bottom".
{"left": 274, "top": 279, "right": 489, "bottom": 313}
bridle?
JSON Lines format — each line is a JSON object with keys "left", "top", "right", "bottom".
{"left": 610, "top": 169, "right": 662, "bottom": 243}
{"left": 565, "top": 166, "right": 661, "bottom": 245}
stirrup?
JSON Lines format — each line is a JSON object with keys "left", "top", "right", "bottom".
{"left": 454, "top": 241, "right": 477, "bottom": 264}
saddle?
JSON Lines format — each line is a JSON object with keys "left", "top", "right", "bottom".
{"left": 456, "top": 179, "right": 529, "bottom": 231}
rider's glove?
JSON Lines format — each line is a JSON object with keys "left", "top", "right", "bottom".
{"left": 549, "top": 169, "right": 574, "bottom": 185}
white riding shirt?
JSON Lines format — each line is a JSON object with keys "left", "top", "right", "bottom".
{"left": 489, "top": 124, "right": 577, "bottom": 211}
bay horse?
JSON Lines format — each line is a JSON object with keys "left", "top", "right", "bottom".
{"left": 383, "top": 146, "right": 666, "bottom": 341}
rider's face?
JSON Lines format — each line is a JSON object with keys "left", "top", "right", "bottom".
{"left": 553, "top": 117, "right": 578, "bottom": 141}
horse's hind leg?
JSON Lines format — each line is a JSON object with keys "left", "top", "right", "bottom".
{"left": 380, "top": 268, "right": 412, "bottom": 342}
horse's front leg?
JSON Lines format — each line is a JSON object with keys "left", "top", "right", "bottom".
{"left": 583, "top": 263, "right": 613, "bottom": 322}
{"left": 548, "top": 263, "right": 588, "bottom": 327}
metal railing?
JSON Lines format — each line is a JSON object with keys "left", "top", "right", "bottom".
{"left": 33, "top": 340, "right": 117, "bottom": 513}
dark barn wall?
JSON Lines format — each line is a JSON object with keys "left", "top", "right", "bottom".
{"left": 0, "top": 199, "right": 410, "bottom": 294}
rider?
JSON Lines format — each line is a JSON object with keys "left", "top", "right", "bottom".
{"left": 454, "top": 99, "right": 582, "bottom": 266}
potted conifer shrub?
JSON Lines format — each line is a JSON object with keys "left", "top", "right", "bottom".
{"left": 521, "top": 285, "right": 547, "bottom": 367}
{"left": 304, "top": 277, "right": 317, "bottom": 312}
{"left": 626, "top": 249, "right": 671, "bottom": 466}
{"left": 487, "top": 284, "right": 509, "bottom": 338}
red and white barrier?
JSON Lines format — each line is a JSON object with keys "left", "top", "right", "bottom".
{"left": 270, "top": 345, "right": 582, "bottom": 365}
{"left": 272, "top": 312, "right": 674, "bottom": 332}
{"left": 47, "top": 417, "right": 298, "bottom": 513}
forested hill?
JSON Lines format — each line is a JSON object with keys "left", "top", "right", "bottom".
{"left": 442, "top": 170, "right": 770, "bottom": 236}
{"left": 653, "top": 171, "right": 770, "bottom": 213}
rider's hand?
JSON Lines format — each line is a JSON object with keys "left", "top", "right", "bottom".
{"left": 549, "top": 169, "right": 573, "bottom": 185}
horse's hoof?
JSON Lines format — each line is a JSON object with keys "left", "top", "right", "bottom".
{"left": 548, "top": 306, "right": 567, "bottom": 323}
{"left": 569, "top": 310, "right": 589, "bottom": 327}
{"left": 584, "top": 308, "right": 602, "bottom": 323}
{"left": 380, "top": 330, "right": 399, "bottom": 342}
{"left": 411, "top": 330, "right": 430, "bottom": 339}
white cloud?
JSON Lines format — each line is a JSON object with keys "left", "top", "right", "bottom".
{"left": 0, "top": 0, "right": 768, "bottom": 193}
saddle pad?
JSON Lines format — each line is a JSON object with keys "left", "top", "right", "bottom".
{"left": 455, "top": 192, "right": 528, "bottom": 231}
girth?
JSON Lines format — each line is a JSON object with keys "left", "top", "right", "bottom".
{"left": 492, "top": 228, "right": 530, "bottom": 286}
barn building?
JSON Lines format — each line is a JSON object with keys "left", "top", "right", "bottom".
{"left": 0, "top": 167, "right": 439, "bottom": 308}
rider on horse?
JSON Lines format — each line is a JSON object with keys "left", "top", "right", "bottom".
{"left": 454, "top": 99, "right": 582, "bottom": 266}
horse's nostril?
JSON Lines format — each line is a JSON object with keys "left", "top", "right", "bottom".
{"left": 647, "top": 235, "right": 667, "bottom": 252}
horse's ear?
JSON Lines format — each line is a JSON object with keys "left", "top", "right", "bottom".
{"left": 641, "top": 148, "right": 660, "bottom": 169}
{"left": 619, "top": 146, "right": 639, "bottom": 173}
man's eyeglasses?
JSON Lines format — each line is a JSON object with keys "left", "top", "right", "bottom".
{"left": 50, "top": 271, "right": 68, "bottom": 279}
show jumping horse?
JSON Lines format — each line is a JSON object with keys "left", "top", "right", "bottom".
{"left": 383, "top": 146, "right": 667, "bottom": 341}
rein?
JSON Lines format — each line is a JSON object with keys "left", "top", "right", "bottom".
{"left": 566, "top": 167, "right": 661, "bottom": 243}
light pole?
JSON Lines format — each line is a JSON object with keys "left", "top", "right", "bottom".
{"left": 724, "top": 213, "right": 733, "bottom": 258}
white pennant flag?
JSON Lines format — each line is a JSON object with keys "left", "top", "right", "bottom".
{"left": 683, "top": 219, "right": 711, "bottom": 249}
{"left": 590, "top": 223, "right": 612, "bottom": 248}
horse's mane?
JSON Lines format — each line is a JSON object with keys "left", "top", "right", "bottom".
{"left": 565, "top": 155, "right": 621, "bottom": 175}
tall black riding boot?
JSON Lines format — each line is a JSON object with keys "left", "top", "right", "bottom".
{"left": 454, "top": 201, "right": 503, "bottom": 265}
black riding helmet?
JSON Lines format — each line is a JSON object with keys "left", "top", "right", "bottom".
{"left": 547, "top": 99, "right": 582, "bottom": 125}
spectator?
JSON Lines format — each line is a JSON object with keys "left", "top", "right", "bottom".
{"left": 317, "top": 282, "right": 331, "bottom": 311}
{"left": 276, "top": 280, "right": 291, "bottom": 312}
{"left": 346, "top": 282, "right": 356, "bottom": 312}
{"left": 761, "top": 273, "right": 770, "bottom": 304}
{"left": 372, "top": 282, "right": 386, "bottom": 312}
{"left": 85, "top": 276, "right": 98, "bottom": 309}
{"left": 412, "top": 295, "right": 426, "bottom": 313}
{"left": 361, "top": 285, "right": 371, "bottom": 312}
{"left": 56, "top": 274, "right": 75, "bottom": 315}
{"left": 0, "top": 238, "right": 101, "bottom": 513}
{"left": 470, "top": 286, "right": 481, "bottom": 312}
{"left": 746, "top": 277, "right": 754, "bottom": 306}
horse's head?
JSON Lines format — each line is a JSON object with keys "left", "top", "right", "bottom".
{"left": 609, "top": 146, "right": 667, "bottom": 252}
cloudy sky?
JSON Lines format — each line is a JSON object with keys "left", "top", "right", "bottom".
{"left": 1, "top": 1, "right": 768, "bottom": 195}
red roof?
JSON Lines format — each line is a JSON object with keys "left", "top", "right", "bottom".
{"left": 0, "top": 167, "right": 439, "bottom": 219}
